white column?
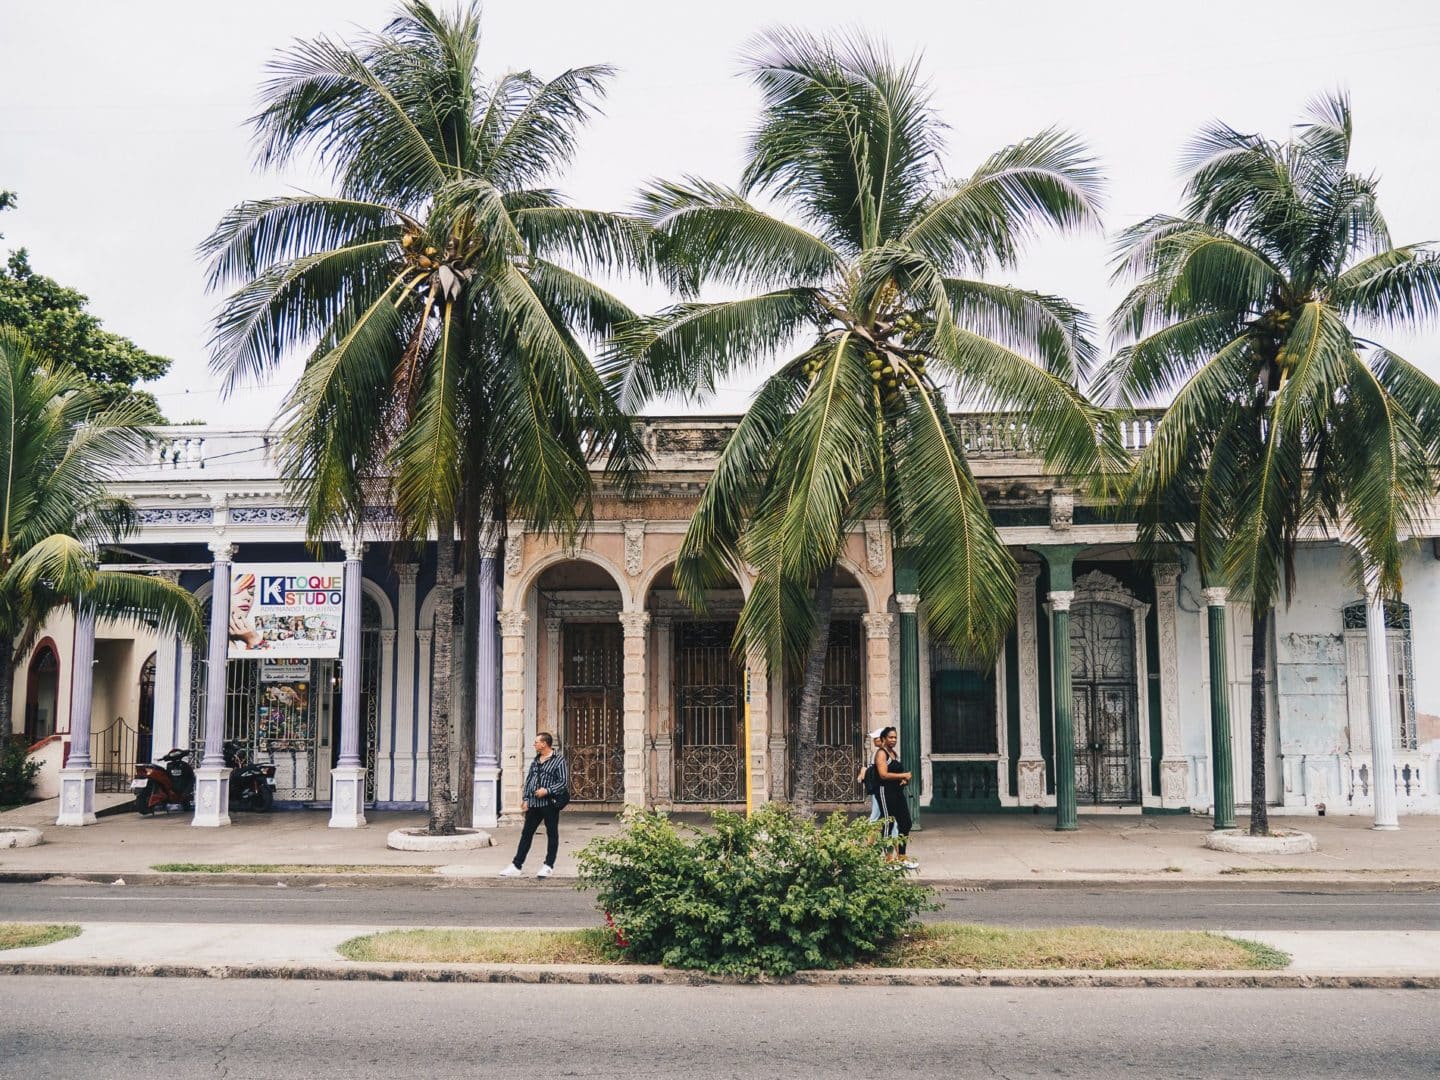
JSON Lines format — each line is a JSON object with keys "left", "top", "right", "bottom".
{"left": 1153, "top": 562, "right": 1190, "bottom": 808}
{"left": 544, "top": 617, "right": 562, "bottom": 738}
{"left": 393, "top": 564, "right": 419, "bottom": 802}
{"left": 619, "top": 611, "right": 650, "bottom": 810}
{"left": 193, "top": 539, "right": 233, "bottom": 827}
{"left": 498, "top": 609, "right": 530, "bottom": 822}
{"left": 861, "top": 612, "right": 894, "bottom": 732}
{"left": 56, "top": 607, "right": 97, "bottom": 826}
{"left": 1015, "top": 565, "right": 1046, "bottom": 805}
{"left": 745, "top": 647, "right": 770, "bottom": 808}
{"left": 329, "top": 537, "right": 367, "bottom": 828}
{"left": 413, "top": 626, "right": 432, "bottom": 802}
{"left": 1365, "top": 569, "right": 1400, "bottom": 830}
{"left": 376, "top": 628, "right": 396, "bottom": 800}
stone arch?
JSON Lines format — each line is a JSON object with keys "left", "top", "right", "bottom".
{"left": 505, "top": 546, "right": 632, "bottom": 611}
{"left": 834, "top": 552, "right": 883, "bottom": 612}
{"left": 360, "top": 578, "right": 395, "bottom": 631}
{"left": 634, "top": 554, "right": 753, "bottom": 605}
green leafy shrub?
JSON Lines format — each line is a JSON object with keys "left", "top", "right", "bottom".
{"left": 0, "top": 735, "right": 40, "bottom": 805}
{"left": 576, "top": 804, "right": 934, "bottom": 977}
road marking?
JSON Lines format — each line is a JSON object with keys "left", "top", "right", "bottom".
{"left": 55, "top": 895, "right": 357, "bottom": 903}
{"left": 1213, "top": 902, "right": 1439, "bottom": 907}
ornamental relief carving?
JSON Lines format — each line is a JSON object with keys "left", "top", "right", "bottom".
{"left": 623, "top": 521, "right": 645, "bottom": 577}
{"left": 863, "top": 521, "right": 888, "bottom": 575}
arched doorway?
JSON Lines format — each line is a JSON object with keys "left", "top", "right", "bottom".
{"left": 536, "top": 560, "right": 626, "bottom": 804}
{"left": 1070, "top": 601, "right": 1141, "bottom": 804}
{"left": 137, "top": 652, "right": 156, "bottom": 765}
{"left": 24, "top": 644, "right": 60, "bottom": 743}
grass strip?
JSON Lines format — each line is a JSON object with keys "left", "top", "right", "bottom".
{"left": 338, "top": 924, "right": 1289, "bottom": 971}
{"left": 152, "top": 863, "right": 435, "bottom": 875}
{"left": 0, "top": 924, "right": 81, "bottom": 951}
{"left": 339, "top": 928, "right": 619, "bottom": 965}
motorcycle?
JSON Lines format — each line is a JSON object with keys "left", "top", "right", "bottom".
{"left": 224, "top": 740, "right": 276, "bottom": 812}
{"left": 133, "top": 748, "right": 195, "bottom": 815}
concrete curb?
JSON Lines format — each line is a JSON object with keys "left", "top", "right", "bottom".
{"left": 2, "top": 870, "right": 1437, "bottom": 891}
{"left": 0, "top": 958, "right": 1436, "bottom": 989}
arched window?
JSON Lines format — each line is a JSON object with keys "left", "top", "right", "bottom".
{"left": 25, "top": 645, "right": 60, "bottom": 743}
{"left": 1342, "top": 601, "right": 1417, "bottom": 751}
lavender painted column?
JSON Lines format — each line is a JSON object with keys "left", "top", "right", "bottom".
{"left": 55, "top": 607, "right": 97, "bottom": 826}
{"left": 472, "top": 525, "right": 499, "bottom": 829}
{"left": 192, "top": 540, "right": 234, "bottom": 827}
{"left": 330, "top": 536, "right": 367, "bottom": 828}
{"left": 1364, "top": 568, "right": 1399, "bottom": 830}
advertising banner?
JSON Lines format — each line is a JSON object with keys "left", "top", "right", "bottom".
{"left": 228, "top": 563, "right": 344, "bottom": 659}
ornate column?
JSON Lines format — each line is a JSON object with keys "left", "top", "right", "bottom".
{"left": 193, "top": 538, "right": 234, "bottom": 827}
{"left": 498, "top": 609, "right": 530, "bottom": 822}
{"left": 745, "top": 647, "right": 770, "bottom": 809}
{"left": 653, "top": 617, "right": 673, "bottom": 802}
{"left": 1153, "top": 563, "right": 1190, "bottom": 808}
{"left": 1015, "top": 565, "right": 1046, "bottom": 805}
{"left": 413, "top": 626, "right": 433, "bottom": 801}
{"left": 1364, "top": 569, "right": 1399, "bottom": 830}
{"left": 892, "top": 587, "right": 915, "bottom": 823}
{"left": 1203, "top": 586, "right": 1237, "bottom": 830}
{"left": 329, "top": 536, "right": 367, "bottom": 828}
{"left": 1037, "top": 545, "right": 1084, "bottom": 831}
{"left": 544, "top": 616, "right": 562, "bottom": 746}
{"left": 376, "top": 628, "right": 396, "bottom": 800}
{"left": 393, "top": 564, "right": 419, "bottom": 802}
{"left": 56, "top": 606, "right": 97, "bottom": 826}
{"left": 472, "top": 524, "right": 501, "bottom": 829}
{"left": 619, "top": 610, "right": 650, "bottom": 810}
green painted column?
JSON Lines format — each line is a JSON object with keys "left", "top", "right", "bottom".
{"left": 895, "top": 559, "right": 922, "bottom": 826}
{"left": 1038, "top": 545, "right": 1085, "bottom": 832}
{"left": 1203, "top": 587, "right": 1237, "bottom": 830}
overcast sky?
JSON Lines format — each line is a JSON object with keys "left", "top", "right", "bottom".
{"left": 2, "top": 0, "right": 1438, "bottom": 424}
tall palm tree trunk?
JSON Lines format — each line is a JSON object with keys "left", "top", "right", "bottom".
{"left": 0, "top": 637, "right": 13, "bottom": 739}
{"left": 455, "top": 480, "right": 480, "bottom": 825}
{"left": 791, "top": 563, "right": 835, "bottom": 818}
{"left": 1248, "top": 606, "right": 1270, "bottom": 836}
{"left": 428, "top": 533, "right": 457, "bottom": 835}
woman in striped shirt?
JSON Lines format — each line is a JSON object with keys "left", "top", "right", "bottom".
{"left": 499, "top": 732, "right": 569, "bottom": 879}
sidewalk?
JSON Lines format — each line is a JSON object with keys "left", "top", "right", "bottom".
{"left": 1, "top": 920, "right": 1438, "bottom": 988}
{"left": 3, "top": 796, "right": 1440, "bottom": 886}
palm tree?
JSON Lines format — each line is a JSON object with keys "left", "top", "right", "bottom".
{"left": 1101, "top": 93, "right": 1440, "bottom": 835}
{"left": 203, "top": 1, "right": 647, "bottom": 832}
{"left": 0, "top": 327, "right": 202, "bottom": 732}
{"left": 610, "top": 30, "right": 1126, "bottom": 814}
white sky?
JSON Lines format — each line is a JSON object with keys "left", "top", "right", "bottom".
{"left": 2, "top": 0, "right": 1438, "bottom": 424}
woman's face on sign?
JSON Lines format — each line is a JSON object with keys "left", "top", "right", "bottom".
{"left": 233, "top": 581, "right": 255, "bottom": 615}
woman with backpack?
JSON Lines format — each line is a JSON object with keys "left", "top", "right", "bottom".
{"left": 499, "top": 732, "right": 569, "bottom": 879}
{"left": 873, "top": 726, "right": 917, "bottom": 870}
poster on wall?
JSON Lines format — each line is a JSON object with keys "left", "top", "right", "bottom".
{"left": 228, "top": 563, "right": 344, "bottom": 659}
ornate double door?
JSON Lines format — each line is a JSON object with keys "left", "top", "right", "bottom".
{"left": 1069, "top": 601, "right": 1141, "bottom": 804}
{"left": 674, "top": 621, "right": 744, "bottom": 802}
{"left": 561, "top": 623, "right": 624, "bottom": 802}
{"left": 789, "top": 619, "right": 864, "bottom": 803}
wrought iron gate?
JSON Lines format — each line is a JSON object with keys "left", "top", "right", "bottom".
{"left": 1069, "top": 601, "right": 1140, "bottom": 804}
{"left": 790, "top": 619, "right": 864, "bottom": 802}
{"left": 561, "top": 622, "right": 624, "bottom": 802}
{"left": 674, "top": 621, "right": 743, "bottom": 802}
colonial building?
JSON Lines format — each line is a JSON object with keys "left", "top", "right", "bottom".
{"left": 15, "top": 416, "right": 1440, "bottom": 824}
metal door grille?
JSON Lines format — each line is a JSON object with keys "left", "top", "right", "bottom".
{"left": 790, "top": 619, "right": 864, "bottom": 802}
{"left": 1069, "top": 602, "right": 1140, "bottom": 804}
{"left": 674, "top": 621, "right": 743, "bottom": 802}
{"left": 562, "top": 622, "right": 624, "bottom": 801}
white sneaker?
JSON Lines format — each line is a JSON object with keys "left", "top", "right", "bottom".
{"left": 498, "top": 864, "right": 523, "bottom": 877}
{"left": 536, "top": 864, "right": 553, "bottom": 879}
{"left": 901, "top": 859, "right": 920, "bottom": 871}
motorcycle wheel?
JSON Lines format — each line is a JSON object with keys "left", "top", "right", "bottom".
{"left": 256, "top": 784, "right": 274, "bottom": 812}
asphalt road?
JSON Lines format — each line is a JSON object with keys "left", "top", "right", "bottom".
{"left": 3, "top": 881, "right": 1438, "bottom": 930}
{"left": 3, "top": 977, "right": 1435, "bottom": 1078}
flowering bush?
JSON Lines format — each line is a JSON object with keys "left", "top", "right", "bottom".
{"left": 576, "top": 804, "right": 933, "bottom": 977}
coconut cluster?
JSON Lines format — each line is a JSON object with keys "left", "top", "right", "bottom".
{"left": 400, "top": 231, "right": 468, "bottom": 301}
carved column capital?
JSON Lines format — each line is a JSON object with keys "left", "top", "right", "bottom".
{"left": 397, "top": 563, "right": 419, "bottom": 589}
{"left": 415, "top": 627, "right": 433, "bottom": 647}
{"left": 1152, "top": 562, "right": 1181, "bottom": 588}
{"left": 1017, "top": 564, "right": 1042, "bottom": 589}
{"left": 379, "top": 629, "right": 396, "bottom": 647}
{"left": 618, "top": 610, "right": 651, "bottom": 638}
{"left": 894, "top": 594, "right": 920, "bottom": 615}
{"left": 498, "top": 610, "right": 530, "bottom": 637}
{"left": 207, "top": 539, "right": 236, "bottom": 562}
{"left": 1202, "top": 586, "right": 1229, "bottom": 607}
{"left": 862, "top": 612, "right": 895, "bottom": 639}
{"left": 341, "top": 535, "right": 367, "bottom": 562}
{"left": 544, "top": 617, "right": 563, "bottom": 636}
{"left": 1048, "top": 590, "right": 1075, "bottom": 612}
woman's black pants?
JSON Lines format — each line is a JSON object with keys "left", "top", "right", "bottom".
{"left": 512, "top": 805, "right": 561, "bottom": 869}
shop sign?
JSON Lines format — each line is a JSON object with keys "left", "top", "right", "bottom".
{"left": 228, "top": 563, "right": 343, "bottom": 659}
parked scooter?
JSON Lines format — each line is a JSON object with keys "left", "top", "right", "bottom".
{"left": 224, "top": 740, "right": 276, "bottom": 813}
{"left": 133, "top": 748, "right": 195, "bottom": 815}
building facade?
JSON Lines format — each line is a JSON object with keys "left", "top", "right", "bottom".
{"left": 14, "top": 417, "right": 1440, "bottom": 820}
